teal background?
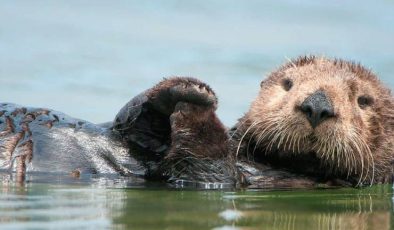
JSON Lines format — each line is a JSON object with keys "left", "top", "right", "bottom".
{"left": 1, "top": 0, "right": 393, "bottom": 126}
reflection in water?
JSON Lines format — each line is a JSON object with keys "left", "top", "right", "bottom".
{"left": 113, "top": 185, "right": 393, "bottom": 230}
{"left": 0, "top": 182, "right": 123, "bottom": 228}
{"left": 222, "top": 186, "right": 393, "bottom": 230}
{"left": 0, "top": 177, "right": 393, "bottom": 229}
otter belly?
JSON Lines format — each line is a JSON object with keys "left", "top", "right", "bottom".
{"left": 0, "top": 103, "right": 145, "bottom": 177}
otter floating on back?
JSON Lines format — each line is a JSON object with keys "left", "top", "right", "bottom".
{"left": 0, "top": 56, "right": 393, "bottom": 187}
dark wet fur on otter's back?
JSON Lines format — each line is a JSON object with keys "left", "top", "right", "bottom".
{"left": 0, "top": 103, "right": 144, "bottom": 183}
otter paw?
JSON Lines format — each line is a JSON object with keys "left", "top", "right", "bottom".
{"left": 169, "top": 102, "right": 216, "bottom": 131}
{"left": 148, "top": 77, "right": 217, "bottom": 115}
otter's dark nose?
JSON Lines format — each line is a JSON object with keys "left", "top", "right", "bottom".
{"left": 300, "top": 90, "right": 335, "bottom": 128}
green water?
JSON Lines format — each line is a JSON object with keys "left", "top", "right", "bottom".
{"left": 0, "top": 179, "right": 392, "bottom": 229}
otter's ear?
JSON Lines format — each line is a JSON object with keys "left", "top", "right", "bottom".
{"left": 260, "top": 79, "right": 268, "bottom": 88}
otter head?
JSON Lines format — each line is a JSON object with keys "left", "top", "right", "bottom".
{"left": 244, "top": 56, "right": 394, "bottom": 185}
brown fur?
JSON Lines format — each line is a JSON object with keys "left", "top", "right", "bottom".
{"left": 159, "top": 102, "right": 238, "bottom": 184}
{"left": 147, "top": 77, "right": 217, "bottom": 115}
{"left": 167, "top": 102, "right": 229, "bottom": 159}
{"left": 113, "top": 76, "right": 239, "bottom": 184}
{"left": 232, "top": 56, "right": 394, "bottom": 185}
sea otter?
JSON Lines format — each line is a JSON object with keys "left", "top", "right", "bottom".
{"left": 231, "top": 56, "right": 394, "bottom": 186}
{"left": 0, "top": 56, "right": 392, "bottom": 187}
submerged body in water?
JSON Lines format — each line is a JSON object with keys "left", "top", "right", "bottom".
{"left": 1, "top": 56, "right": 393, "bottom": 187}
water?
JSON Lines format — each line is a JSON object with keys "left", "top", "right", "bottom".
{"left": 1, "top": 1, "right": 394, "bottom": 229}
{"left": 0, "top": 181, "right": 392, "bottom": 229}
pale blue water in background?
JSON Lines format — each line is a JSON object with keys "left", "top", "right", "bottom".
{"left": 0, "top": 0, "right": 393, "bottom": 126}
{"left": 1, "top": 1, "right": 394, "bottom": 229}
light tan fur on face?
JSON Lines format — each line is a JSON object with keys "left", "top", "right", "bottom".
{"left": 241, "top": 56, "right": 394, "bottom": 185}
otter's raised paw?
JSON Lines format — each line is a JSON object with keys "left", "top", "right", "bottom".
{"left": 167, "top": 102, "right": 229, "bottom": 159}
{"left": 162, "top": 102, "right": 236, "bottom": 184}
{"left": 147, "top": 77, "right": 218, "bottom": 115}
{"left": 112, "top": 77, "right": 221, "bottom": 172}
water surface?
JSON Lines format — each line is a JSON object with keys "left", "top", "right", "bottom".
{"left": 0, "top": 180, "right": 392, "bottom": 229}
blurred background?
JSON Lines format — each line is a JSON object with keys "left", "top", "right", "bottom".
{"left": 0, "top": 0, "right": 393, "bottom": 126}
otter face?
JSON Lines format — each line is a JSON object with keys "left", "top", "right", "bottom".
{"left": 246, "top": 56, "right": 394, "bottom": 185}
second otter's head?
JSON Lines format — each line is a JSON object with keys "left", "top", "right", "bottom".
{"left": 242, "top": 56, "right": 394, "bottom": 185}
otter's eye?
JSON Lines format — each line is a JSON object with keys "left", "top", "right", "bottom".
{"left": 282, "top": 78, "right": 293, "bottom": 91}
{"left": 358, "top": 95, "right": 374, "bottom": 109}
